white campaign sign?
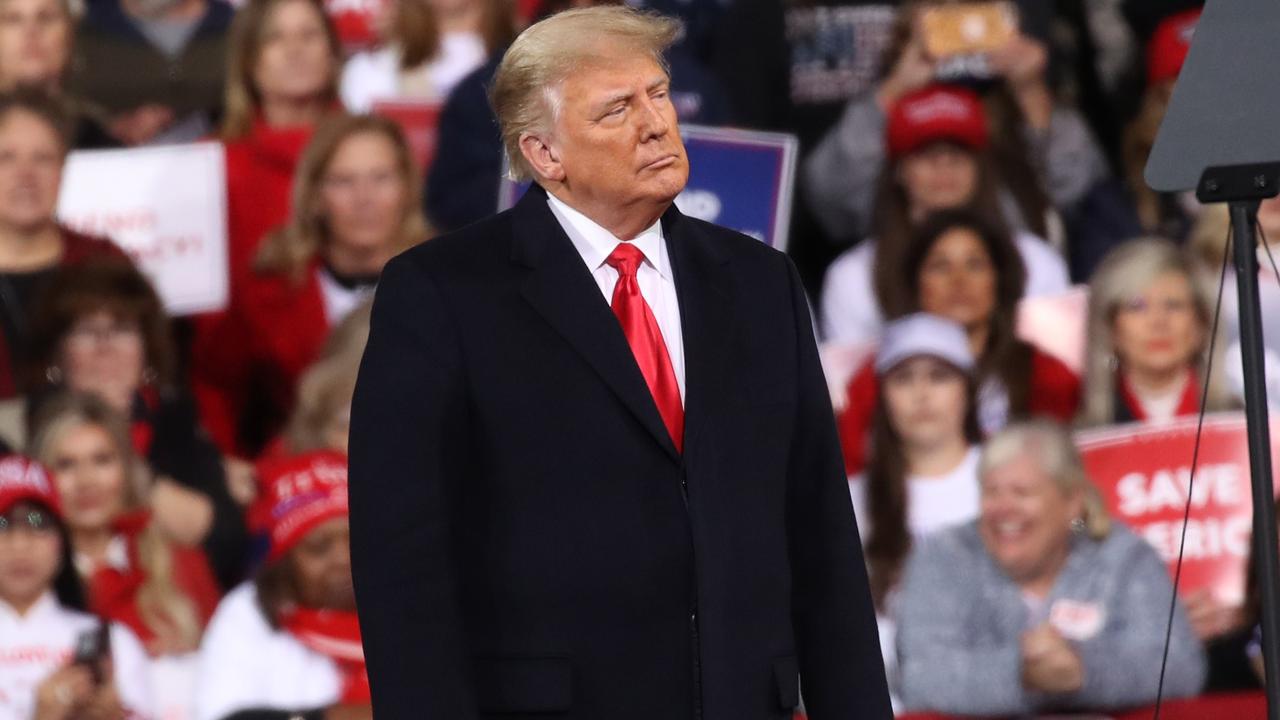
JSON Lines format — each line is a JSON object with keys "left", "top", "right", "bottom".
{"left": 57, "top": 142, "right": 229, "bottom": 316}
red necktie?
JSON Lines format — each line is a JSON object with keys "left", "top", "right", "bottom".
{"left": 605, "top": 243, "right": 684, "bottom": 452}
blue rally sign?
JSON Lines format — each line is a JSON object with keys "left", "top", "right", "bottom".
{"left": 498, "top": 124, "right": 799, "bottom": 251}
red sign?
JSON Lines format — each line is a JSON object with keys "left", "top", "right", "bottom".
{"left": 1075, "top": 413, "right": 1280, "bottom": 604}
{"left": 372, "top": 100, "right": 444, "bottom": 174}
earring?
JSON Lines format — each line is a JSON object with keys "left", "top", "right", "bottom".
{"left": 1070, "top": 517, "right": 1087, "bottom": 535}
{"left": 45, "top": 366, "right": 62, "bottom": 384}
{"left": 1106, "top": 354, "right": 1119, "bottom": 373}
{"left": 141, "top": 367, "right": 159, "bottom": 385}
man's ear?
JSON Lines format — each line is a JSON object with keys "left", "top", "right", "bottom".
{"left": 518, "top": 132, "right": 565, "bottom": 183}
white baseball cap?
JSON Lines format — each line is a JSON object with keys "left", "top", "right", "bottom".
{"left": 875, "top": 313, "right": 975, "bottom": 376}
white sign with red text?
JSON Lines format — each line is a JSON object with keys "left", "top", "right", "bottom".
{"left": 56, "top": 142, "right": 229, "bottom": 316}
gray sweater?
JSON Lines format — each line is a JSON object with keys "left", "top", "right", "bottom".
{"left": 801, "top": 95, "right": 1109, "bottom": 241}
{"left": 896, "top": 522, "right": 1206, "bottom": 716}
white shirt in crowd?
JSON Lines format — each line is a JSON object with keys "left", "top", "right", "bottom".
{"left": 194, "top": 583, "right": 342, "bottom": 720}
{"left": 547, "top": 193, "right": 687, "bottom": 402}
{"left": 847, "top": 446, "right": 983, "bottom": 713}
{"left": 820, "top": 232, "right": 1071, "bottom": 346}
{"left": 340, "top": 33, "right": 487, "bottom": 113}
{"left": 0, "top": 593, "right": 153, "bottom": 720}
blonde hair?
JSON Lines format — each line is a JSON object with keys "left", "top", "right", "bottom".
{"left": 285, "top": 302, "right": 370, "bottom": 452}
{"left": 489, "top": 5, "right": 679, "bottom": 182}
{"left": 1078, "top": 238, "right": 1231, "bottom": 428}
{"left": 29, "top": 392, "right": 203, "bottom": 651}
{"left": 254, "top": 114, "right": 429, "bottom": 281}
{"left": 220, "top": 0, "right": 341, "bottom": 140}
{"left": 980, "top": 419, "right": 1111, "bottom": 540}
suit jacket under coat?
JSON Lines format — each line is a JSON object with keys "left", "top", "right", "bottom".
{"left": 348, "top": 184, "right": 891, "bottom": 720}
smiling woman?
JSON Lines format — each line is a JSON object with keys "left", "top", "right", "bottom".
{"left": 895, "top": 420, "right": 1206, "bottom": 716}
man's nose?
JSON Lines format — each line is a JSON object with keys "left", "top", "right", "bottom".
{"left": 636, "top": 96, "right": 670, "bottom": 140}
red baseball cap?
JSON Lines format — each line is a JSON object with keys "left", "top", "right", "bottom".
{"left": 886, "top": 85, "right": 989, "bottom": 160}
{"left": 0, "top": 455, "right": 61, "bottom": 518}
{"left": 1147, "top": 8, "right": 1201, "bottom": 87}
{"left": 254, "top": 450, "right": 349, "bottom": 564}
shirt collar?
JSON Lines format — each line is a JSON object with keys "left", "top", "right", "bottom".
{"left": 0, "top": 591, "right": 59, "bottom": 624}
{"left": 546, "top": 193, "right": 671, "bottom": 280}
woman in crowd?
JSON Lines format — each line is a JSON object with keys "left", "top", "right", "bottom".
{"left": 896, "top": 420, "right": 1205, "bottom": 715}
{"left": 28, "top": 391, "right": 222, "bottom": 658}
{"left": 195, "top": 114, "right": 428, "bottom": 457}
{"left": 0, "top": 90, "right": 127, "bottom": 400}
{"left": 837, "top": 209, "right": 1080, "bottom": 473}
{"left": 819, "top": 84, "right": 1069, "bottom": 346}
{"left": 220, "top": 0, "right": 342, "bottom": 287}
{"left": 24, "top": 259, "right": 248, "bottom": 591}
{"left": 195, "top": 450, "right": 369, "bottom": 720}
{"left": 340, "top": 0, "right": 515, "bottom": 112}
{"left": 0, "top": 453, "right": 153, "bottom": 720}
{"left": 803, "top": 0, "right": 1121, "bottom": 274}
{"left": 849, "top": 312, "right": 983, "bottom": 709}
{"left": 0, "top": 0, "right": 118, "bottom": 148}
{"left": 1078, "top": 238, "right": 1230, "bottom": 427}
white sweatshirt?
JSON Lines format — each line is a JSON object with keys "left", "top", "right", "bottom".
{"left": 0, "top": 593, "right": 152, "bottom": 720}
{"left": 193, "top": 583, "right": 341, "bottom": 720}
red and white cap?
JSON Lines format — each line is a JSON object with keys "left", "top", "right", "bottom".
{"left": 1147, "top": 8, "right": 1201, "bottom": 87}
{"left": 0, "top": 454, "right": 61, "bottom": 517}
{"left": 254, "top": 450, "right": 349, "bottom": 564}
{"left": 875, "top": 313, "right": 975, "bottom": 377}
{"left": 886, "top": 85, "right": 989, "bottom": 160}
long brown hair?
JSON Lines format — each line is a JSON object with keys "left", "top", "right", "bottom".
{"left": 878, "top": 0, "right": 1052, "bottom": 236}
{"left": 870, "top": 144, "right": 1008, "bottom": 320}
{"left": 1122, "top": 82, "right": 1174, "bottom": 233}
{"left": 900, "top": 208, "right": 1034, "bottom": 415}
{"left": 221, "top": 0, "right": 342, "bottom": 140}
{"left": 395, "top": 0, "right": 516, "bottom": 68}
{"left": 29, "top": 391, "right": 203, "bottom": 651}
{"left": 864, "top": 370, "right": 981, "bottom": 608}
{"left": 254, "top": 114, "right": 429, "bottom": 282}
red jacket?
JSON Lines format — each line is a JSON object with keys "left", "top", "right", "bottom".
{"left": 222, "top": 119, "right": 313, "bottom": 288}
{"left": 837, "top": 347, "right": 1082, "bottom": 475}
{"left": 193, "top": 263, "right": 330, "bottom": 456}
{"left": 0, "top": 228, "right": 129, "bottom": 398}
{"left": 86, "top": 510, "right": 222, "bottom": 654}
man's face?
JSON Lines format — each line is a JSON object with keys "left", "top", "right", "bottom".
{"left": 550, "top": 51, "right": 688, "bottom": 216}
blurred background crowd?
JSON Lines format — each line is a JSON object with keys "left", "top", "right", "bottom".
{"left": 0, "top": 0, "right": 1273, "bottom": 718}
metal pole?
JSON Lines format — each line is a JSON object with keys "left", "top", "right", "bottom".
{"left": 1230, "top": 199, "right": 1280, "bottom": 720}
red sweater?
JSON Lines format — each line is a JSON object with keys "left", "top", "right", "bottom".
{"left": 222, "top": 119, "right": 313, "bottom": 288}
{"left": 193, "top": 263, "right": 331, "bottom": 456}
{"left": 837, "top": 347, "right": 1082, "bottom": 475}
{"left": 86, "top": 511, "right": 222, "bottom": 654}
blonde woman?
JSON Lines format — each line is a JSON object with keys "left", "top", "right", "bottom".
{"left": 194, "top": 114, "right": 428, "bottom": 458}
{"left": 341, "top": 0, "right": 516, "bottom": 112}
{"left": 896, "top": 420, "right": 1205, "bottom": 715}
{"left": 219, "top": 0, "right": 343, "bottom": 286}
{"left": 1078, "top": 238, "right": 1232, "bottom": 428}
{"left": 283, "top": 301, "right": 371, "bottom": 460}
{"left": 29, "top": 391, "right": 221, "bottom": 657}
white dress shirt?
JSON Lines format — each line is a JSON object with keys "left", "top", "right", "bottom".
{"left": 547, "top": 194, "right": 686, "bottom": 402}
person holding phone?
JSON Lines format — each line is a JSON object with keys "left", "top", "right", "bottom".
{"left": 0, "top": 454, "right": 153, "bottom": 720}
{"left": 804, "top": 0, "right": 1111, "bottom": 256}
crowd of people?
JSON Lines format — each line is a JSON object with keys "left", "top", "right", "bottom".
{"left": 0, "top": 0, "right": 1267, "bottom": 717}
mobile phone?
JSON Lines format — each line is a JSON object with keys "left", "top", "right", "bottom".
{"left": 920, "top": 2, "right": 1018, "bottom": 59}
{"left": 72, "top": 622, "right": 111, "bottom": 685}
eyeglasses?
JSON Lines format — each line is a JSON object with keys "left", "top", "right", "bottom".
{"left": 0, "top": 508, "right": 56, "bottom": 534}
{"left": 64, "top": 320, "right": 143, "bottom": 350}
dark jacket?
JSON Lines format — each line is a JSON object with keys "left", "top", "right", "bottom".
{"left": 349, "top": 184, "right": 891, "bottom": 719}
{"left": 69, "top": 0, "right": 233, "bottom": 128}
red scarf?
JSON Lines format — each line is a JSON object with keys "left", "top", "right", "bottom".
{"left": 279, "top": 607, "right": 370, "bottom": 703}
{"left": 1118, "top": 368, "right": 1201, "bottom": 422}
